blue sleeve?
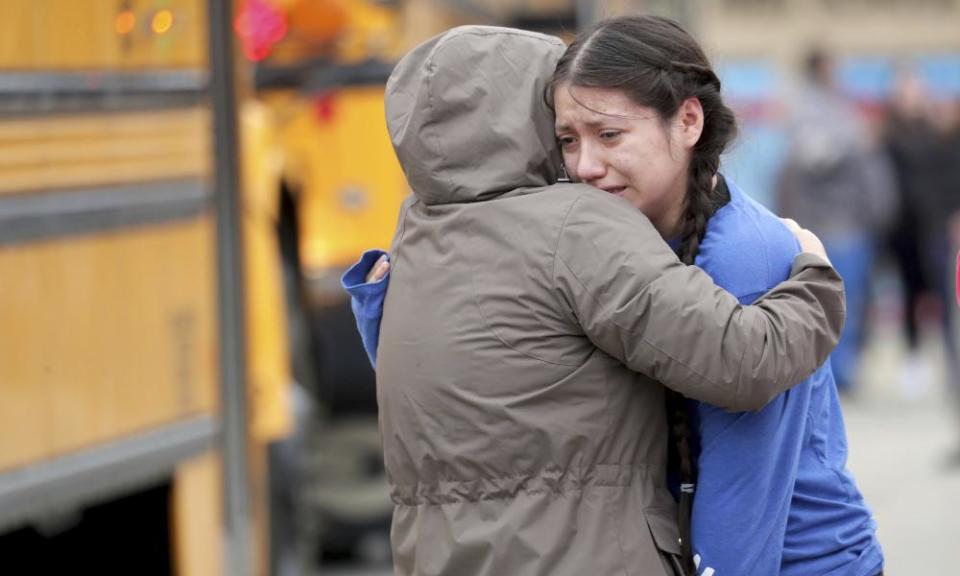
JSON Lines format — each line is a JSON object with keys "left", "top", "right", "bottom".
{"left": 340, "top": 249, "right": 390, "bottom": 368}
{"left": 690, "top": 200, "right": 811, "bottom": 575}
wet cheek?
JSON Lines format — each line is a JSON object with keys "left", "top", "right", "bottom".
{"left": 561, "top": 151, "right": 579, "bottom": 180}
{"left": 612, "top": 152, "right": 646, "bottom": 188}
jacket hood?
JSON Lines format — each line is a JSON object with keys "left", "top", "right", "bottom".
{"left": 385, "top": 26, "right": 566, "bottom": 205}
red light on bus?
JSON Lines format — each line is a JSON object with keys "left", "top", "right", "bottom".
{"left": 115, "top": 10, "right": 136, "bottom": 35}
{"left": 152, "top": 9, "right": 174, "bottom": 35}
{"left": 235, "top": 0, "right": 288, "bottom": 62}
{"left": 313, "top": 93, "right": 337, "bottom": 124}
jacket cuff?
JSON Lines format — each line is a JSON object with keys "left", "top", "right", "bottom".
{"left": 341, "top": 249, "right": 389, "bottom": 292}
{"left": 789, "top": 252, "right": 833, "bottom": 277}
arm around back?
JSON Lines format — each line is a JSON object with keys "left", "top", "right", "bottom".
{"left": 554, "top": 189, "right": 845, "bottom": 411}
{"left": 341, "top": 249, "right": 391, "bottom": 368}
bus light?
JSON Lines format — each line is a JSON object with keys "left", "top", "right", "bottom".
{"left": 235, "top": 0, "right": 288, "bottom": 62}
{"left": 313, "top": 92, "right": 337, "bottom": 124}
{"left": 152, "top": 9, "right": 174, "bottom": 35}
{"left": 115, "top": 10, "right": 136, "bottom": 35}
{"left": 287, "top": 0, "right": 348, "bottom": 45}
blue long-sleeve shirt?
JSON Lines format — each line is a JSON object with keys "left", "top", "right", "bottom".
{"left": 687, "top": 178, "right": 882, "bottom": 576}
{"left": 342, "top": 178, "right": 883, "bottom": 576}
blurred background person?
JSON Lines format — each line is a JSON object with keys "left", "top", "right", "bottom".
{"left": 884, "top": 70, "right": 945, "bottom": 399}
{"left": 927, "top": 94, "right": 960, "bottom": 462}
{"left": 778, "top": 47, "right": 898, "bottom": 395}
{"left": 884, "top": 70, "right": 960, "bottom": 463}
{"left": 943, "top": 98, "right": 960, "bottom": 462}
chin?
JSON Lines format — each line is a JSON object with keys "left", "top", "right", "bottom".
{"left": 630, "top": 200, "right": 653, "bottom": 216}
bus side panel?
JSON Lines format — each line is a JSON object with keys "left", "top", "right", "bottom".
{"left": 0, "top": 0, "right": 206, "bottom": 70}
{"left": 241, "top": 101, "right": 293, "bottom": 443}
{"left": 283, "top": 86, "right": 409, "bottom": 274}
{"left": 172, "top": 450, "right": 222, "bottom": 576}
{"left": 0, "top": 109, "right": 211, "bottom": 197}
{"left": 0, "top": 217, "right": 219, "bottom": 471}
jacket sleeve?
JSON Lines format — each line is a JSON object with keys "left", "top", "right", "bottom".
{"left": 341, "top": 249, "right": 390, "bottom": 368}
{"left": 553, "top": 190, "right": 845, "bottom": 411}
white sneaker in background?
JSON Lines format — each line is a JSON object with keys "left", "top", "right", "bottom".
{"left": 898, "top": 352, "right": 933, "bottom": 401}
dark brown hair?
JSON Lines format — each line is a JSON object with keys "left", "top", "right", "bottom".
{"left": 550, "top": 15, "right": 737, "bottom": 266}
{"left": 550, "top": 16, "right": 738, "bottom": 573}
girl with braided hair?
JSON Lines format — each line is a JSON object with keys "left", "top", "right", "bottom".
{"left": 550, "top": 15, "right": 882, "bottom": 576}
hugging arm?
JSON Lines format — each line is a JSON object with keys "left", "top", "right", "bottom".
{"left": 341, "top": 249, "right": 391, "bottom": 368}
{"left": 554, "top": 191, "right": 844, "bottom": 411}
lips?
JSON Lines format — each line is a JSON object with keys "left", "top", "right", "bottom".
{"left": 601, "top": 186, "right": 627, "bottom": 198}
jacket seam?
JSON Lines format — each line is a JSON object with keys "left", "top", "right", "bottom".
{"left": 461, "top": 196, "right": 582, "bottom": 367}
{"left": 423, "top": 41, "right": 456, "bottom": 197}
{"left": 390, "top": 197, "right": 417, "bottom": 264}
{"left": 389, "top": 463, "right": 652, "bottom": 505}
{"left": 455, "top": 27, "right": 566, "bottom": 43}
{"left": 468, "top": 247, "right": 581, "bottom": 367}
{"left": 603, "top": 488, "right": 633, "bottom": 576}
{"left": 733, "top": 311, "right": 754, "bottom": 408}
{"left": 551, "top": 193, "right": 588, "bottom": 327}
{"left": 391, "top": 463, "right": 640, "bottom": 486}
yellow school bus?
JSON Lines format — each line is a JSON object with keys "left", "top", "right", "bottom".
{"left": 0, "top": 1, "right": 289, "bottom": 574}
{"left": 234, "top": 0, "right": 409, "bottom": 563}
{"left": 0, "top": 0, "right": 431, "bottom": 572}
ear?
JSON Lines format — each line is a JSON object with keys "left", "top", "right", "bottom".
{"left": 676, "top": 96, "right": 705, "bottom": 150}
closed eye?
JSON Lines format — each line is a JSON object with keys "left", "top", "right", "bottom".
{"left": 599, "top": 130, "right": 622, "bottom": 141}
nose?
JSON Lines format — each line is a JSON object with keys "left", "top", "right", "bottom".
{"left": 574, "top": 143, "right": 606, "bottom": 184}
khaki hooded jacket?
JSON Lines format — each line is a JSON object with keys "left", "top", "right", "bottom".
{"left": 378, "top": 26, "right": 845, "bottom": 576}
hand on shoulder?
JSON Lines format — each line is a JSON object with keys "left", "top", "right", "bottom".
{"left": 781, "top": 218, "right": 831, "bottom": 265}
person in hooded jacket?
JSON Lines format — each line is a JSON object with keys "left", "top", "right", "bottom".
{"left": 342, "top": 25, "right": 845, "bottom": 576}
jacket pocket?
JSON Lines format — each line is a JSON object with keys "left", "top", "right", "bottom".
{"left": 643, "top": 506, "right": 682, "bottom": 556}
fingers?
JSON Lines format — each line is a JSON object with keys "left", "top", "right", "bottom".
{"left": 366, "top": 254, "right": 390, "bottom": 283}
{"left": 781, "top": 217, "right": 800, "bottom": 235}
{"left": 780, "top": 218, "right": 830, "bottom": 264}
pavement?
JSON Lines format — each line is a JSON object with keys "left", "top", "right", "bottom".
{"left": 842, "top": 316, "right": 960, "bottom": 575}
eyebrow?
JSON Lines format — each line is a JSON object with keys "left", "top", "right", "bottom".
{"left": 555, "top": 118, "right": 611, "bottom": 132}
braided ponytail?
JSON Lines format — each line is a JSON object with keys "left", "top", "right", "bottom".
{"left": 553, "top": 16, "right": 738, "bottom": 576}
{"left": 667, "top": 42, "right": 738, "bottom": 576}
{"left": 676, "top": 57, "right": 738, "bottom": 266}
